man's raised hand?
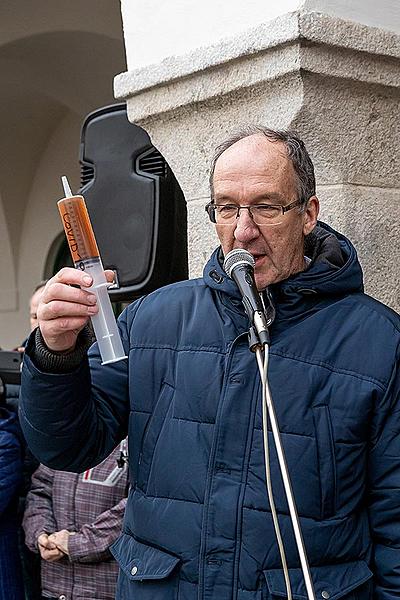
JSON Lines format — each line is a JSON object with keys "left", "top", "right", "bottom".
{"left": 37, "top": 267, "right": 114, "bottom": 352}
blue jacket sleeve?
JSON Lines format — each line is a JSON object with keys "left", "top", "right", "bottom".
{"left": 19, "top": 306, "right": 135, "bottom": 472}
{"left": 367, "top": 344, "right": 400, "bottom": 599}
{"left": 0, "top": 408, "right": 22, "bottom": 515}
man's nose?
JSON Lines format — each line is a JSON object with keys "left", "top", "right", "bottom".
{"left": 234, "top": 208, "right": 259, "bottom": 243}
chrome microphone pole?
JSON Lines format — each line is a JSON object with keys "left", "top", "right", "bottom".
{"left": 254, "top": 340, "right": 316, "bottom": 600}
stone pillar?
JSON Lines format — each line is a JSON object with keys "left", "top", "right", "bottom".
{"left": 115, "top": 9, "right": 400, "bottom": 312}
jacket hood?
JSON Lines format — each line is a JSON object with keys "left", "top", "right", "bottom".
{"left": 203, "top": 222, "right": 364, "bottom": 323}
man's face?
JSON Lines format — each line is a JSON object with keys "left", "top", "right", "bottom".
{"left": 30, "top": 287, "right": 45, "bottom": 331}
{"left": 212, "top": 135, "right": 319, "bottom": 290}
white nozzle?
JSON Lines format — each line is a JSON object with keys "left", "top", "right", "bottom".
{"left": 61, "top": 175, "right": 73, "bottom": 197}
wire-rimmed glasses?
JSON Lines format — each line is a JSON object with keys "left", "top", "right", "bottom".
{"left": 205, "top": 199, "right": 303, "bottom": 226}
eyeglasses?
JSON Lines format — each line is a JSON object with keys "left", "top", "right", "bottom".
{"left": 205, "top": 199, "right": 303, "bottom": 226}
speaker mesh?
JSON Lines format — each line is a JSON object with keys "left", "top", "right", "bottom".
{"left": 137, "top": 148, "right": 167, "bottom": 177}
{"left": 81, "top": 164, "right": 95, "bottom": 187}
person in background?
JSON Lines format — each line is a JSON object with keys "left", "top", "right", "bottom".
{"left": 0, "top": 381, "right": 24, "bottom": 600}
{"left": 28, "top": 282, "right": 48, "bottom": 334}
{"left": 22, "top": 439, "right": 128, "bottom": 600}
{"left": 10, "top": 282, "right": 48, "bottom": 600}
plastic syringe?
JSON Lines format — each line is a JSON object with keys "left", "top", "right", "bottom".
{"left": 57, "top": 176, "right": 127, "bottom": 365}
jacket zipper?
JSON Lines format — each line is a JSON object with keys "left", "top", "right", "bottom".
{"left": 198, "top": 332, "right": 248, "bottom": 599}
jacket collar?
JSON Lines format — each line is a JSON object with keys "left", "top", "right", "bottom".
{"left": 203, "top": 221, "right": 364, "bottom": 326}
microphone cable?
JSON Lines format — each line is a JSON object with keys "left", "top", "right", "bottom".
{"left": 255, "top": 342, "right": 316, "bottom": 600}
{"left": 256, "top": 343, "right": 292, "bottom": 600}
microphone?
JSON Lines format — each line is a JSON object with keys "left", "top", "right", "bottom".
{"left": 223, "top": 249, "right": 270, "bottom": 346}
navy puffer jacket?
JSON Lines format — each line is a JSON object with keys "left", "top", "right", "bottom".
{"left": 0, "top": 405, "right": 24, "bottom": 600}
{"left": 20, "top": 223, "right": 400, "bottom": 600}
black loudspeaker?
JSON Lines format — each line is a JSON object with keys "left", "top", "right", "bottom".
{"left": 79, "top": 104, "right": 188, "bottom": 301}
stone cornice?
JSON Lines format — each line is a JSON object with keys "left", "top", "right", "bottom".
{"left": 114, "top": 11, "right": 400, "bottom": 120}
{"left": 298, "top": 11, "right": 400, "bottom": 58}
{"left": 115, "top": 11, "right": 300, "bottom": 94}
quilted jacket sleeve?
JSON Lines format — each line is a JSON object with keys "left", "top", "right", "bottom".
{"left": 22, "top": 464, "right": 57, "bottom": 552}
{"left": 19, "top": 304, "right": 137, "bottom": 472}
{"left": 367, "top": 344, "right": 400, "bottom": 599}
{"left": 0, "top": 407, "right": 22, "bottom": 515}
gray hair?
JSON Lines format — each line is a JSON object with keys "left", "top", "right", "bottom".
{"left": 209, "top": 126, "right": 316, "bottom": 206}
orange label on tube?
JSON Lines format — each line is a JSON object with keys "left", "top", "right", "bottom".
{"left": 57, "top": 195, "right": 99, "bottom": 263}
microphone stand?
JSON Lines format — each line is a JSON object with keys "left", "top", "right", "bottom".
{"left": 250, "top": 314, "right": 316, "bottom": 600}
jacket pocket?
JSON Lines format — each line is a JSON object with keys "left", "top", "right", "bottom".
{"left": 312, "top": 404, "right": 337, "bottom": 518}
{"left": 111, "top": 533, "right": 180, "bottom": 599}
{"left": 136, "top": 382, "right": 175, "bottom": 491}
{"left": 264, "top": 560, "right": 373, "bottom": 600}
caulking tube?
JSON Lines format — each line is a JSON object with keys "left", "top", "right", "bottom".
{"left": 57, "top": 176, "right": 127, "bottom": 365}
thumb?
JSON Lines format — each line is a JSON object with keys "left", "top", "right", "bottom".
{"left": 104, "top": 269, "right": 115, "bottom": 285}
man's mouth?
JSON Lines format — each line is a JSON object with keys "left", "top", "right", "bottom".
{"left": 253, "top": 254, "right": 266, "bottom": 266}
{"left": 231, "top": 247, "right": 268, "bottom": 267}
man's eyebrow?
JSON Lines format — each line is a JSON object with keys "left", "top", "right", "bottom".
{"left": 214, "top": 192, "right": 286, "bottom": 203}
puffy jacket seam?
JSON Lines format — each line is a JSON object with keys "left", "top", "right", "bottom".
{"left": 130, "top": 343, "right": 226, "bottom": 355}
{"left": 124, "top": 295, "right": 148, "bottom": 333}
{"left": 368, "top": 355, "right": 400, "bottom": 452}
{"left": 237, "top": 585, "right": 261, "bottom": 593}
{"left": 233, "top": 374, "right": 261, "bottom": 599}
{"left": 132, "top": 409, "right": 215, "bottom": 426}
{"left": 270, "top": 349, "right": 387, "bottom": 389}
{"left": 253, "top": 426, "right": 312, "bottom": 437}
{"left": 173, "top": 417, "right": 215, "bottom": 425}
{"left": 198, "top": 338, "right": 240, "bottom": 596}
{"left": 144, "top": 493, "right": 204, "bottom": 505}
{"left": 241, "top": 505, "right": 352, "bottom": 522}
{"left": 139, "top": 277, "right": 205, "bottom": 298}
{"left": 351, "top": 294, "right": 400, "bottom": 336}
{"left": 124, "top": 278, "right": 210, "bottom": 325}
{"left": 19, "top": 404, "right": 81, "bottom": 440}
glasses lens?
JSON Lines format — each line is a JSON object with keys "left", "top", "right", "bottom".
{"left": 213, "top": 204, "right": 283, "bottom": 225}
{"left": 215, "top": 205, "right": 237, "bottom": 223}
{"left": 252, "top": 205, "right": 282, "bottom": 225}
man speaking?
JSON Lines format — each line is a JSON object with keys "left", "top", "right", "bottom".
{"left": 20, "top": 127, "right": 400, "bottom": 600}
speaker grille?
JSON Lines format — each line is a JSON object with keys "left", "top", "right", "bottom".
{"left": 81, "top": 164, "right": 95, "bottom": 186}
{"left": 137, "top": 148, "right": 167, "bottom": 177}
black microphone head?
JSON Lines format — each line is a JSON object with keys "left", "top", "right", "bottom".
{"left": 223, "top": 249, "right": 255, "bottom": 278}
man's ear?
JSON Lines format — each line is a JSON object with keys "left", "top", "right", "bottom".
{"left": 303, "top": 196, "right": 319, "bottom": 236}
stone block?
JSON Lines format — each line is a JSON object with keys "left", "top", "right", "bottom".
{"left": 319, "top": 184, "right": 400, "bottom": 311}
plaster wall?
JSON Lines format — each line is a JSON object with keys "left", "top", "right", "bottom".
{"left": 304, "top": 0, "right": 400, "bottom": 33}
{"left": 121, "top": 0, "right": 302, "bottom": 69}
{"left": 0, "top": 112, "right": 81, "bottom": 346}
{"left": 121, "top": 0, "right": 400, "bottom": 70}
{"left": 0, "top": 0, "right": 126, "bottom": 348}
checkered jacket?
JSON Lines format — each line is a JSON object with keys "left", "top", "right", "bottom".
{"left": 23, "top": 440, "right": 128, "bottom": 600}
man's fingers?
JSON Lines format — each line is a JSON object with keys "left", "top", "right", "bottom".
{"left": 35, "top": 266, "right": 113, "bottom": 352}
{"left": 37, "top": 533, "right": 50, "bottom": 548}
{"left": 52, "top": 266, "right": 113, "bottom": 287}
{"left": 53, "top": 267, "right": 93, "bottom": 287}
{"left": 41, "top": 282, "right": 97, "bottom": 308}
{"left": 38, "top": 539, "right": 58, "bottom": 553}
{"left": 104, "top": 269, "right": 115, "bottom": 284}
{"left": 41, "top": 548, "right": 64, "bottom": 562}
{"left": 40, "top": 299, "right": 97, "bottom": 322}
{"left": 41, "top": 316, "right": 91, "bottom": 338}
